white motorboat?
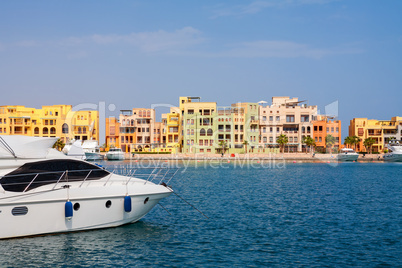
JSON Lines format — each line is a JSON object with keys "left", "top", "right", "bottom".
{"left": 62, "top": 140, "right": 86, "bottom": 160}
{"left": 82, "top": 140, "right": 104, "bottom": 161}
{"left": 106, "top": 148, "right": 125, "bottom": 161}
{"left": 0, "top": 135, "right": 174, "bottom": 239}
{"left": 383, "top": 141, "right": 402, "bottom": 162}
{"left": 337, "top": 148, "right": 359, "bottom": 161}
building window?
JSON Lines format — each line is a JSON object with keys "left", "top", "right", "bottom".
{"left": 263, "top": 116, "right": 266, "bottom": 121}
{"left": 269, "top": 137, "right": 273, "bottom": 142}
{"left": 43, "top": 127, "right": 49, "bottom": 135}
{"left": 276, "top": 116, "right": 280, "bottom": 121}
{"left": 301, "top": 115, "right": 309, "bottom": 122}
{"left": 207, "top": 129, "right": 213, "bottom": 136}
{"left": 286, "top": 115, "right": 295, "bottom": 122}
{"left": 200, "top": 128, "right": 206, "bottom": 136}
{"left": 269, "top": 116, "right": 273, "bottom": 121}
{"left": 62, "top": 123, "right": 68, "bottom": 134}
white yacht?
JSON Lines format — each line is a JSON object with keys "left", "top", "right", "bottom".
{"left": 62, "top": 140, "right": 86, "bottom": 160}
{"left": 337, "top": 148, "right": 359, "bottom": 161}
{"left": 383, "top": 141, "right": 402, "bottom": 162}
{"left": 82, "top": 140, "right": 104, "bottom": 161}
{"left": 0, "top": 135, "right": 174, "bottom": 239}
{"left": 106, "top": 148, "right": 125, "bottom": 161}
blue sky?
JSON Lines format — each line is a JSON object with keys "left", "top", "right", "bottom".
{"left": 1, "top": 0, "right": 401, "bottom": 139}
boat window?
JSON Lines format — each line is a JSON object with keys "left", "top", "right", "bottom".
{"left": 0, "top": 159, "right": 110, "bottom": 192}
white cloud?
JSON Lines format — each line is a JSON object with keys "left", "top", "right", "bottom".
{"left": 211, "top": 0, "right": 337, "bottom": 18}
{"left": 60, "top": 27, "right": 204, "bottom": 53}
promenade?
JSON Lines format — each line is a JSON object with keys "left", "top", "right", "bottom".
{"left": 118, "top": 152, "right": 384, "bottom": 162}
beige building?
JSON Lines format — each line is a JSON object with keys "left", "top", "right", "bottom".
{"left": 259, "top": 97, "right": 317, "bottom": 152}
{"left": 119, "top": 108, "right": 156, "bottom": 152}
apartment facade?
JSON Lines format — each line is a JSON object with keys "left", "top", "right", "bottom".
{"left": 118, "top": 108, "right": 155, "bottom": 153}
{"left": 105, "top": 117, "right": 120, "bottom": 150}
{"left": 312, "top": 115, "right": 341, "bottom": 152}
{"left": 0, "top": 105, "right": 99, "bottom": 143}
{"left": 349, "top": 116, "right": 402, "bottom": 152}
{"left": 259, "top": 97, "right": 317, "bottom": 152}
{"left": 181, "top": 97, "right": 217, "bottom": 154}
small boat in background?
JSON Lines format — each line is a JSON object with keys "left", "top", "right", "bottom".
{"left": 383, "top": 141, "right": 402, "bottom": 162}
{"left": 82, "top": 140, "right": 104, "bottom": 161}
{"left": 106, "top": 148, "right": 125, "bottom": 161}
{"left": 62, "top": 140, "right": 86, "bottom": 160}
{"left": 337, "top": 148, "right": 359, "bottom": 161}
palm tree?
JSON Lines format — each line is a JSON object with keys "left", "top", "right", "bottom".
{"left": 52, "top": 138, "right": 65, "bottom": 151}
{"left": 218, "top": 140, "right": 227, "bottom": 155}
{"left": 325, "top": 134, "right": 336, "bottom": 155}
{"left": 243, "top": 140, "right": 249, "bottom": 154}
{"left": 344, "top": 136, "right": 353, "bottom": 148}
{"left": 276, "top": 134, "right": 288, "bottom": 153}
{"left": 302, "top": 136, "right": 315, "bottom": 154}
{"left": 352, "top": 135, "right": 361, "bottom": 151}
{"left": 363, "top": 137, "right": 376, "bottom": 154}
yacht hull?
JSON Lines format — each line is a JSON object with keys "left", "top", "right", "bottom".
{"left": 106, "top": 153, "right": 125, "bottom": 161}
{"left": 383, "top": 153, "right": 402, "bottom": 162}
{"left": 337, "top": 153, "right": 359, "bottom": 161}
{"left": 85, "top": 152, "right": 104, "bottom": 161}
{"left": 0, "top": 183, "right": 171, "bottom": 239}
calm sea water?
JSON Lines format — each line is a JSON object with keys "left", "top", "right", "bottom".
{"left": 0, "top": 161, "right": 401, "bottom": 267}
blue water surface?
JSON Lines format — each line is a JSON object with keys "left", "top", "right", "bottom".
{"left": 0, "top": 162, "right": 401, "bottom": 267}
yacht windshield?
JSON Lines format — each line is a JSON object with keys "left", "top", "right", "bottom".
{"left": 0, "top": 159, "right": 109, "bottom": 192}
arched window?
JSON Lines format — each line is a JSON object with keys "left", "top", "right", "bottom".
{"left": 131, "top": 119, "right": 134, "bottom": 126}
{"left": 302, "top": 126, "right": 305, "bottom": 133}
{"left": 122, "top": 119, "right": 126, "bottom": 126}
{"left": 307, "top": 126, "right": 311, "bottom": 133}
{"left": 62, "top": 123, "right": 68, "bottom": 134}
{"left": 43, "top": 127, "right": 48, "bottom": 135}
{"left": 147, "top": 110, "right": 151, "bottom": 117}
{"left": 83, "top": 127, "right": 87, "bottom": 134}
{"left": 78, "top": 127, "right": 82, "bottom": 134}
{"left": 50, "top": 127, "right": 56, "bottom": 135}
{"left": 200, "top": 128, "right": 206, "bottom": 136}
{"left": 207, "top": 129, "right": 213, "bottom": 136}
{"left": 139, "top": 111, "right": 143, "bottom": 117}
{"left": 34, "top": 127, "right": 39, "bottom": 135}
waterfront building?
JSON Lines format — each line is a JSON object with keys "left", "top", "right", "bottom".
{"left": 348, "top": 116, "right": 402, "bottom": 152}
{"left": 180, "top": 97, "right": 217, "bottom": 154}
{"left": 0, "top": 105, "right": 99, "bottom": 143}
{"left": 105, "top": 117, "right": 120, "bottom": 150}
{"left": 259, "top": 97, "right": 317, "bottom": 152}
{"left": 118, "top": 108, "right": 155, "bottom": 153}
{"left": 312, "top": 115, "right": 342, "bottom": 152}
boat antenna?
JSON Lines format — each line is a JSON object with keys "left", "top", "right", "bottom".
{"left": 0, "top": 136, "right": 17, "bottom": 158}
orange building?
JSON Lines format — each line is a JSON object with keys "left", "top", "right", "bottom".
{"left": 105, "top": 117, "right": 120, "bottom": 150}
{"left": 312, "top": 116, "right": 341, "bottom": 152}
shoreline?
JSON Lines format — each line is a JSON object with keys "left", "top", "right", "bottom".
{"left": 103, "top": 153, "right": 385, "bottom": 162}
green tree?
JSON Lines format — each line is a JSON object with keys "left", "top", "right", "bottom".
{"left": 243, "top": 140, "right": 249, "bottom": 154}
{"left": 218, "top": 140, "right": 227, "bottom": 155}
{"left": 325, "top": 134, "right": 336, "bottom": 155}
{"left": 302, "top": 136, "right": 315, "bottom": 154}
{"left": 363, "top": 137, "right": 376, "bottom": 154}
{"left": 352, "top": 135, "right": 361, "bottom": 151}
{"left": 52, "top": 138, "right": 65, "bottom": 151}
{"left": 344, "top": 136, "right": 354, "bottom": 148}
{"left": 277, "top": 134, "right": 288, "bottom": 153}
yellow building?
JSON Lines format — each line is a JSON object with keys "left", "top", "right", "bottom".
{"left": 349, "top": 116, "right": 402, "bottom": 152}
{"left": 165, "top": 107, "right": 181, "bottom": 153}
{"left": 0, "top": 105, "right": 99, "bottom": 143}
